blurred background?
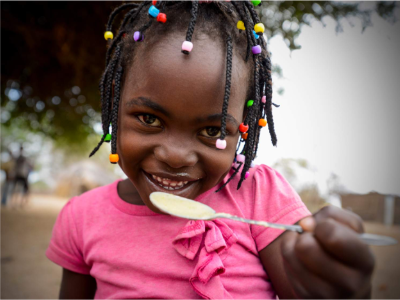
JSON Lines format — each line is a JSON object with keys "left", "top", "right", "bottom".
{"left": 1, "top": 1, "right": 400, "bottom": 298}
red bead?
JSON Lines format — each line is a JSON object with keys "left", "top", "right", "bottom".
{"left": 157, "top": 13, "right": 167, "bottom": 23}
{"left": 239, "top": 123, "right": 249, "bottom": 133}
{"left": 152, "top": 0, "right": 157, "bottom": 5}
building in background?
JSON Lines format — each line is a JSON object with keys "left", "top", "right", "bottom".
{"left": 340, "top": 192, "right": 400, "bottom": 225}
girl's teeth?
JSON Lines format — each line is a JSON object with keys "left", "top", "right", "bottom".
{"left": 151, "top": 174, "right": 191, "bottom": 190}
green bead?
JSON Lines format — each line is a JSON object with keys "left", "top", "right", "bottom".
{"left": 251, "top": 0, "right": 261, "bottom": 6}
{"left": 103, "top": 133, "right": 112, "bottom": 142}
{"left": 247, "top": 100, "right": 254, "bottom": 107}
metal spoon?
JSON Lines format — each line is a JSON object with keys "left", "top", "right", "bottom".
{"left": 149, "top": 192, "right": 398, "bottom": 246}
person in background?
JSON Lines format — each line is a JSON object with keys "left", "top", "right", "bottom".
{"left": 1, "top": 149, "right": 16, "bottom": 206}
{"left": 11, "top": 145, "right": 33, "bottom": 207}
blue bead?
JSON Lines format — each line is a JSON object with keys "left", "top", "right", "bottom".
{"left": 253, "top": 30, "right": 259, "bottom": 39}
{"left": 148, "top": 5, "right": 159, "bottom": 18}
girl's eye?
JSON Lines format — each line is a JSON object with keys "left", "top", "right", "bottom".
{"left": 200, "top": 127, "right": 221, "bottom": 138}
{"left": 137, "top": 114, "right": 161, "bottom": 127}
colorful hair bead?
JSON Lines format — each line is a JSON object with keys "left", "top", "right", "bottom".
{"left": 241, "top": 133, "right": 248, "bottom": 140}
{"left": 109, "top": 154, "right": 119, "bottom": 164}
{"left": 245, "top": 171, "right": 250, "bottom": 179}
{"left": 181, "top": 41, "right": 193, "bottom": 54}
{"left": 252, "top": 45, "right": 262, "bottom": 55}
{"left": 258, "top": 119, "right": 267, "bottom": 127}
{"left": 253, "top": 30, "right": 259, "bottom": 39}
{"left": 216, "top": 139, "right": 227, "bottom": 150}
{"left": 148, "top": 5, "right": 160, "bottom": 18}
{"left": 251, "top": 0, "right": 261, "bottom": 6}
{"left": 133, "top": 31, "right": 144, "bottom": 42}
{"left": 236, "top": 154, "right": 245, "bottom": 163}
{"left": 104, "top": 133, "right": 112, "bottom": 142}
{"left": 104, "top": 31, "right": 113, "bottom": 40}
{"left": 261, "top": 96, "right": 266, "bottom": 103}
{"left": 247, "top": 100, "right": 254, "bottom": 107}
{"left": 152, "top": 0, "right": 157, "bottom": 5}
{"left": 237, "top": 20, "right": 245, "bottom": 31}
{"left": 157, "top": 13, "right": 167, "bottom": 23}
{"left": 239, "top": 123, "right": 249, "bottom": 133}
{"left": 254, "top": 23, "right": 265, "bottom": 34}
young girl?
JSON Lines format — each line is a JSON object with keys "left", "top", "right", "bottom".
{"left": 46, "top": 2, "right": 375, "bottom": 299}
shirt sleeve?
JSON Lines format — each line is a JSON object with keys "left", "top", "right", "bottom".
{"left": 45, "top": 198, "right": 91, "bottom": 274}
{"left": 251, "top": 165, "right": 311, "bottom": 252}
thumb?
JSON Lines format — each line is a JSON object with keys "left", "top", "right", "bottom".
{"left": 299, "top": 216, "right": 316, "bottom": 232}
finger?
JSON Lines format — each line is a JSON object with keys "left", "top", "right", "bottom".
{"left": 314, "top": 205, "right": 364, "bottom": 233}
{"left": 299, "top": 216, "right": 316, "bottom": 232}
{"left": 314, "top": 218, "right": 375, "bottom": 272}
{"left": 281, "top": 234, "right": 342, "bottom": 299}
{"left": 295, "top": 232, "right": 370, "bottom": 297}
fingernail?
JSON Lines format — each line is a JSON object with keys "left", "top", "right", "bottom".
{"left": 300, "top": 217, "right": 316, "bottom": 232}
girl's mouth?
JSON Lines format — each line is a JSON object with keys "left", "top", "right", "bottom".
{"left": 143, "top": 170, "right": 200, "bottom": 193}
{"left": 151, "top": 174, "right": 189, "bottom": 190}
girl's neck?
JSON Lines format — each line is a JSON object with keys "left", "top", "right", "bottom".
{"left": 117, "top": 179, "right": 144, "bottom": 206}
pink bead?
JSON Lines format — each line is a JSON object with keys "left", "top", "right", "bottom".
{"left": 245, "top": 171, "right": 250, "bottom": 179}
{"left": 236, "top": 154, "right": 245, "bottom": 163}
{"left": 182, "top": 41, "right": 193, "bottom": 54}
{"left": 261, "top": 96, "right": 266, "bottom": 103}
{"left": 216, "top": 139, "right": 226, "bottom": 149}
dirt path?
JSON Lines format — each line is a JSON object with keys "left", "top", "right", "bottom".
{"left": 1, "top": 194, "right": 400, "bottom": 299}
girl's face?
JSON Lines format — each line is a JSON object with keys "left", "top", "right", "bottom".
{"left": 118, "top": 32, "right": 249, "bottom": 212}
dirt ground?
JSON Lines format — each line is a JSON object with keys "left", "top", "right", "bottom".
{"left": 1, "top": 194, "right": 400, "bottom": 299}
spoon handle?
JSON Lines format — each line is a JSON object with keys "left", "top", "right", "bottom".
{"left": 212, "top": 213, "right": 303, "bottom": 232}
{"left": 212, "top": 213, "right": 398, "bottom": 246}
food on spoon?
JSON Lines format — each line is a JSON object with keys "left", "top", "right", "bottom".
{"left": 150, "top": 192, "right": 215, "bottom": 220}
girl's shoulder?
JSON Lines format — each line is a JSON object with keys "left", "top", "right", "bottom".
{"left": 65, "top": 179, "right": 121, "bottom": 215}
{"left": 222, "top": 163, "right": 294, "bottom": 197}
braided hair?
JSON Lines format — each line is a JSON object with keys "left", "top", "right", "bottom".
{"left": 90, "top": 0, "right": 277, "bottom": 190}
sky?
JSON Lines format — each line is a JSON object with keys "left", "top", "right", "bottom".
{"left": 255, "top": 5, "right": 400, "bottom": 196}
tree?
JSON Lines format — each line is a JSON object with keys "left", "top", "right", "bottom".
{"left": 1, "top": 1, "right": 397, "bottom": 149}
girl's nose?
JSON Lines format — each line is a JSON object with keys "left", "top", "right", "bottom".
{"left": 154, "top": 141, "right": 198, "bottom": 169}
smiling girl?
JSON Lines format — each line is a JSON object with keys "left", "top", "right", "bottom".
{"left": 46, "top": 2, "right": 374, "bottom": 299}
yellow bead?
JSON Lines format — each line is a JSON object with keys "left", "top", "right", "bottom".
{"left": 237, "top": 21, "right": 245, "bottom": 31}
{"left": 109, "top": 154, "right": 119, "bottom": 163}
{"left": 259, "top": 119, "right": 267, "bottom": 127}
{"left": 254, "top": 23, "right": 265, "bottom": 34}
{"left": 104, "top": 31, "right": 113, "bottom": 40}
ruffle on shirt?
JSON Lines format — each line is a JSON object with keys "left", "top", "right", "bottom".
{"left": 172, "top": 219, "right": 238, "bottom": 299}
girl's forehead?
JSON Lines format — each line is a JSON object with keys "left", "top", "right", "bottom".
{"left": 123, "top": 32, "right": 248, "bottom": 116}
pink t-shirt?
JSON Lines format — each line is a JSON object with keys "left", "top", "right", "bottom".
{"left": 46, "top": 164, "right": 310, "bottom": 299}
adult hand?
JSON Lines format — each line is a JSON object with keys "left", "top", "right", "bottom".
{"left": 281, "top": 205, "right": 375, "bottom": 298}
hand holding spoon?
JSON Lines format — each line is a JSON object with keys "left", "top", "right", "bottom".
{"left": 149, "top": 192, "right": 398, "bottom": 246}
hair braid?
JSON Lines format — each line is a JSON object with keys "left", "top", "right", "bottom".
{"left": 111, "top": 65, "right": 124, "bottom": 156}
{"left": 219, "top": 35, "right": 233, "bottom": 140}
{"left": 106, "top": 3, "right": 138, "bottom": 31}
{"left": 89, "top": 45, "right": 121, "bottom": 157}
{"left": 238, "top": 55, "right": 261, "bottom": 189}
{"left": 185, "top": 1, "right": 199, "bottom": 43}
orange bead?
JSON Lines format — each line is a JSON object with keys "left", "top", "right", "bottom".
{"left": 241, "top": 133, "right": 248, "bottom": 140}
{"left": 109, "top": 154, "right": 119, "bottom": 164}
{"left": 259, "top": 119, "right": 267, "bottom": 127}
